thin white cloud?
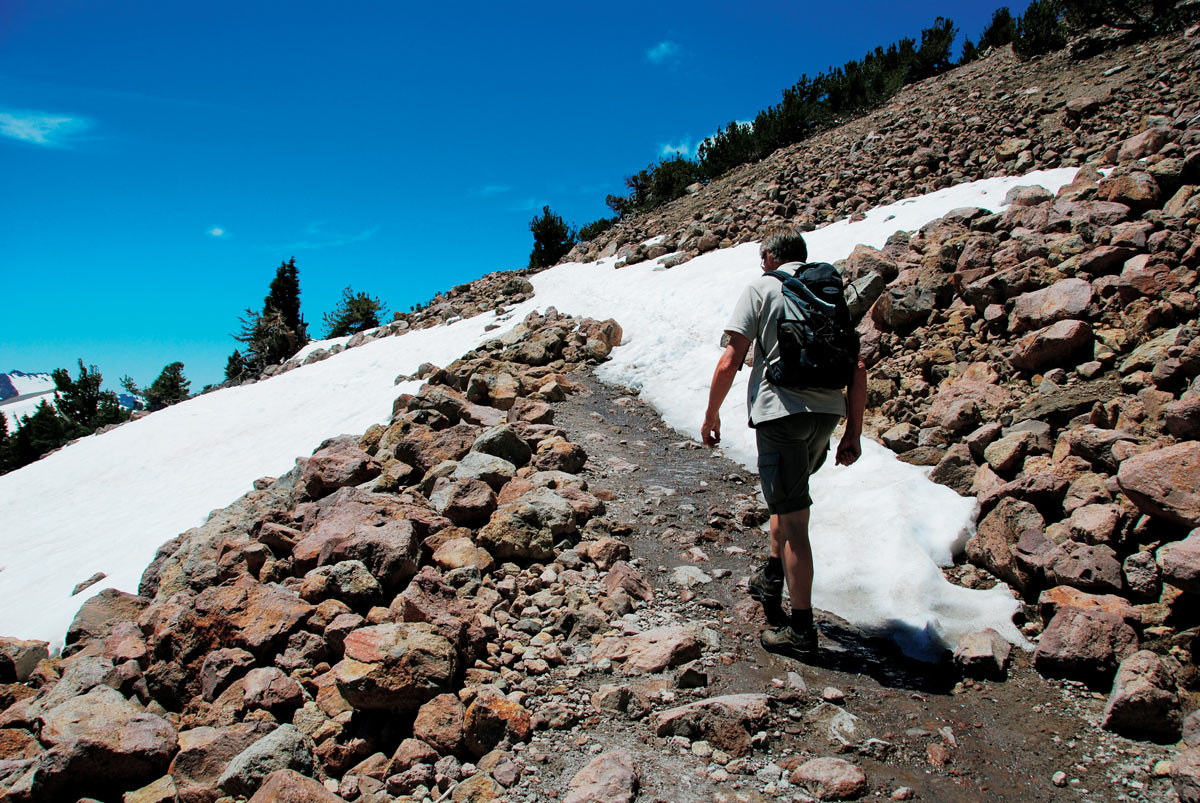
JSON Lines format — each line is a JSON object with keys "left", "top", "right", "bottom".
{"left": 0, "top": 108, "right": 92, "bottom": 148}
{"left": 275, "top": 223, "right": 381, "bottom": 251}
{"left": 661, "top": 140, "right": 694, "bottom": 157}
{"left": 510, "top": 198, "right": 549, "bottom": 213}
{"left": 473, "top": 184, "right": 513, "bottom": 196}
{"left": 646, "top": 40, "right": 682, "bottom": 65}
{"left": 208, "top": 227, "right": 227, "bottom": 238}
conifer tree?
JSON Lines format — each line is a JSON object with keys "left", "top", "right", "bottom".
{"left": 1016, "top": 0, "right": 1068, "bottom": 59}
{"left": 322, "top": 287, "right": 389, "bottom": 338}
{"left": 225, "top": 350, "right": 248, "bottom": 381}
{"left": 144, "top": 362, "right": 191, "bottom": 410}
{"left": 0, "top": 414, "right": 10, "bottom": 474}
{"left": 11, "top": 400, "right": 69, "bottom": 468}
{"left": 51, "top": 360, "right": 127, "bottom": 434}
{"left": 979, "top": 7, "right": 1018, "bottom": 51}
{"left": 528, "top": 206, "right": 577, "bottom": 269}
{"left": 234, "top": 258, "right": 310, "bottom": 371}
{"left": 960, "top": 37, "right": 979, "bottom": 64}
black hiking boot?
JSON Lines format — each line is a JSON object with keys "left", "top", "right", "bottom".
{"left": 760, "top": 624, "right": 818, "bottom": 660}
{"left": 748, "top": 566, "right": 787, "bottom": 626}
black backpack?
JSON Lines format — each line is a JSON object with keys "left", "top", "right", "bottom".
{"left": 762, "top": 263, "right": 860, "bottom": 390}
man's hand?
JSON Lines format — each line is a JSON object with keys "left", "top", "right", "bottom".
{"left": 836, "top": 434, "right": 861, "bottom": 466}
{"left": 701, "top": 410, "right": 721, "bottom": 446}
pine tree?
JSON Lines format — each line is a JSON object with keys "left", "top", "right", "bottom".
{"left": 322, "top": 286, "right": 389, "bottom": 338}
{"left": 144, "top": 362, "right": 191, "bottom": 410}
{"left": 909, "top": 17, "right": 958, "bottom": 82}
{"left": 233, "top": 259, "right": 310, "bottom": 372}
{"left": 528, "top": 206, "right": 578, "bottom": 269}
{"left": 1016, "top": 0, "right": 1068, "bottom": 59}
{"left": 225, "top": 350, "right": 248, "bottom": 381}
{"left": 960, "top": 36, "right": 979, "bottom": 64}
{"left": 51, "top": 360, "right": 125, "bottom": 434}
{"left": 979, "top": 7, "right": 1018, "bottom": 51}
{"left": 0, "top": 414, "right": 11, "bottom": 474}
{"left": 11, "top": 400, "right": 69, "bottom": 468}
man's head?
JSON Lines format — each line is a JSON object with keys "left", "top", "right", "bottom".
{"left": 759, "top": 226, "right": 808, "bottom": 270}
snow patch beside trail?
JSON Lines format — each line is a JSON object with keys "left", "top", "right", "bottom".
{"left": 0, "top": 168, "right": 1075, "bottom": 656}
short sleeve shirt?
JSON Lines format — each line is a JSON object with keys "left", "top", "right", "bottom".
{"left": 725, "top": 263, "right": 848, "bottom": 427}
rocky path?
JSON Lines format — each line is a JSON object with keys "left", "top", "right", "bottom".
{"left": 497, "top": 371, "right": 1175, "bottom": 802}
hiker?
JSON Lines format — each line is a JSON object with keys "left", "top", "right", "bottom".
{"left": 700, "top": 226, "right": 866, "bottom": 659}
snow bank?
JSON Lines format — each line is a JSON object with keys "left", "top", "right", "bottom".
{"left": 0, "top": 168, "right": 1077, "bottom": 656}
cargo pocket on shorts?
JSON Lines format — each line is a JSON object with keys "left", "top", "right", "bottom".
{"left": 758, "top": 452, "right": 783, "bottom": 507}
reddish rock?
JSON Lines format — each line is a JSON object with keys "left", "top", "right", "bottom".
{"left": 1009, "top": 278, "right": 1094, "bottom": 334}
{"left": 463, "top": 690, "right": 531, "bottom": 757}
{"left": 199, "top": 648, "right": 256, "bottom": 702}
{"left": 1033, "top": 607, "right": 1138, "bottom": 687}
{"left": 170, "top": 723, "right": 273, "bottom": 803}
{"left": 1102, "top": 650, "right": 1181, "bottom": 741}
{"left": 1009, "top": 319, "right": 1092, "bottom": 373}
{"left": 242, "top": 667, "right": 304, "bottom": 713}
{"left": 653, "top": 694, "right": 771, "bottom": 757}
{"left": 395, "top": 423, "right": 481, "bottom": 473}
{"left": 333, "top": 622, "right": 458, "bottom": 712}
{"left": 965, "top": 498, "right": 1045, "bottom": 591}
{"left": 1098, "top": 171, "right": 1161, "bottom": 213}
{"left": 298, "top": 436, "right": 380, "bottom": 500}
{"left": 1117, "top": 127, "right": 1169, "bottom": 162}
{"left": 0, "top": 638, "right": 49, "bottom": 684}
{"left": 1119, "top": 442, "right": 1200, "bottom": 528}
{"left": 564, "top": 750, "right": 639, "bottom": 803}
{"left": 1157, "top": 531, "right": 1200, "bottom": 593}
{"left": 592, "top": 625, "right": 701, "bottom": 675}
{"left": 412, "top": 693, "right": 465, "bottom": 755}
{"left": 431, "top": 537, "right": 495, "bottom": 573}
{"left": 602, "top": 561, "right": 654, "bottom": 602}
{"left": 65, "top": 588, "right": 150, "bottom": 653}
{"left": 534, "top": 439, "right": 588, "bottom": 473}
{"left": 247, "top": 768, "right": 346, "bottom": 802}
{"left": 35, "top": 686, "right": 177, "bottom": 800}
{"left": 1037, "top": 586, "right": 1140, "bottom": 628}
{"left": 430, "top": 479, "right": 497, "bottom": 526}
{"left": 790, "top": 757, "right": 868, "bottom": 800}
{"left": 582, "top": 537, "right": 632, "bottom": 571}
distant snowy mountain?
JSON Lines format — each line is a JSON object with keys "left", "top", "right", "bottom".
{"left": 0, "top": 370, "right": 55, "bottom": 401}
{"left": 0, "top": 371, "right": 142, "bottom": 429}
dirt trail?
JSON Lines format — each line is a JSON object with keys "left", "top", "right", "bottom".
{"left": 503, "top": 370, "right": 1174, "bottom": 802}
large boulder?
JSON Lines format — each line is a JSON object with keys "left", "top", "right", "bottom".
{"left": 790, "top": 757, "right": 868, "bottom": 801}
{"left": 1102, "top": 650, "right": 1181, "bottom": 741}
{"left": 217, "top": 725, "right": 317, "bottom": 798}
{"left": 169, "top": 723, "right": 274, "bottom": 803}
{"left": 965, "top": 498, "right": 1045, "bottom": 592}
{"left": 565, "top": 750, "right": 639, "bottom": 803}
{"left": 1157, "top": 530, "right": 1200, "bottom": 592}
{"left": 1118, "top": 442, "right": 1200, "bottom": 528}
{"left": 463, "top": 689, "right": 531, "bottom": 757}
{"left": 333, "top": 622, "right": 458, "bottom": 712}
{"left": 591, "top": 625, "right": 700, "bottom": 674}
{"left": 1009, "top": 278, "right": 1094, "bottom": 333}
{"left": 297, "top": 436, "right": 380, "bottom": 500}
{"left": 413, "top": 693, "right": 466, "bottom": 755}
{"left": 65, "top": 588, "right": 150, "bottom": 653}
{"left": 1009, "top": 320, "right": 1092, "bottom": 373}
{"left": 471, "top": 424, "right": 532, "bottom": 467}
{"left": 1032, "top": 607, "right": 1138, "bottom": 688}
{"left": 34, "top": 686, "right": 177, "bottom": 800}
{"left": 0, "top": 639, "right": 49, "bottom": 684}
{"left": 653, "top": 694, "right": 771, "bottom": 757}
{"left": 247, "top": 769, "right": 346, "bottom": 802}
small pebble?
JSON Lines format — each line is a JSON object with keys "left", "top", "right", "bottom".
{"left": 1052, "top": 771, "right": 1067, "bottom": 787}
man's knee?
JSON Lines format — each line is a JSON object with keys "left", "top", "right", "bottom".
{"left": 776, "top": 509, "right": 810, "bottom": 539}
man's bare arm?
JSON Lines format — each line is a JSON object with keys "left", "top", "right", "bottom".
{"left": 836, "top": 360, "right": 867, "bottom": 465}
{"left": 702, "top": 332, "right": 751, "bottom": 446}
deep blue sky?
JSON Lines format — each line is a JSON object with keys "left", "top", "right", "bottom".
{"left": 2, "top": 0, "right": 1021, "bottom": 390}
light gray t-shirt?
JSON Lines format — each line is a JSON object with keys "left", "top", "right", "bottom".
{"left": 725, "top": 263, "right": 848, "bottom": 427}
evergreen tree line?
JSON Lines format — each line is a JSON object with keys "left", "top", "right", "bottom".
{"left": 225, "top": 258, "right": 388, "bottom": 382}
{"left": 594, "top": 1, "right": 1197, "bottom": 222}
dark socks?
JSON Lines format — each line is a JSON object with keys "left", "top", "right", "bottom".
{"left": 764, "top": 557, "right": 783, "bottom": 579}
{"left": 790, "top": 607, "right": 814, "bottom": 632}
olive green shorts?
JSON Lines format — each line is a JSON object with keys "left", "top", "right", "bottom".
{"left": 755, "top": 412, "right": 841, "bottom": 515}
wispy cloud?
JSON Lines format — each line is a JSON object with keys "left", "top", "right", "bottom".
{"left": 661, "top": 140, "right": 695, "bottom": 158}
{"left": 0, "top": 108, "right": 92, "bottom": 147}
{"left": 646, "top": 40, "right": 682, "bottom": 65}
{"left": 208, "top": 227, "right": 228, "bottom": 238}
{"left": 275, "top": 222, "right": 380, "bottom": 251}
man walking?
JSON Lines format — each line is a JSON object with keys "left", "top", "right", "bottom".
{"left": 701, "top": 226, "right": 866, "bottom": 659}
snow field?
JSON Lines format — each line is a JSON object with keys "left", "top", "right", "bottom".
{"left": 0, "top": 168, "right": 1078, "bottom": 656}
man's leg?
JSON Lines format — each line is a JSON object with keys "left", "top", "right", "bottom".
{"left": 775, "top": 508, "right": 813, "bottom": 613}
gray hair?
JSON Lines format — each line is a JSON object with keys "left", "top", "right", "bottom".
{"left": 759, "top": 226, "right": 808, "bottom": 264}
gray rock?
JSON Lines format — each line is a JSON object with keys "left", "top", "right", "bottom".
{"left": 1158, "top": 531, "right": 1200, "bottom": 593}
{"left": 0, "top": 638, "right": 49, "bottom": 684}
{"left": 218, "top": 724, "right": 316, "bottom": 797}
{"left": 1033, "top": 607, "right": 1138, "bottom": 688}
{"left": 954, "top": 629, "right": 1012, "bottom": 680}
{"left": 1119, "top": 443, "right": 1200, "bottom": 528}
{"left": 471, "top": 424, "right": 532, "bottom": 468}
{"left": 452, "top": 451, "right": 517, "bottom": 490}
{"left": 1102, "top": 650, "right": 1181, "bottom": 741}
